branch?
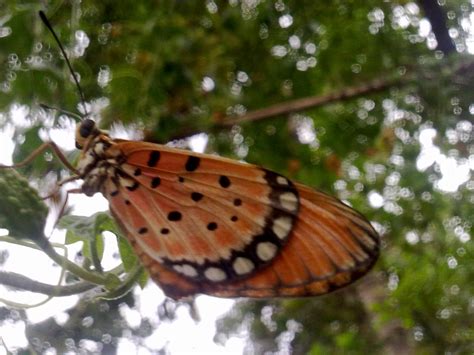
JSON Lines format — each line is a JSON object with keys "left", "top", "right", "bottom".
{"left": 0, "top": 271, "right": 96, "bottom": 296}
{"left": 418, "top": 0, "right": 456, "bottom": 55}
{"left": 220, "top": 77, "right": 403, "bottom": 126}
{"left": 167, "top": 76, "right": 405, "bottom": 140}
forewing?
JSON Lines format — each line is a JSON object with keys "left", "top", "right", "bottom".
{"left": 106, "top": 142, "right": 299, "bottom": 285}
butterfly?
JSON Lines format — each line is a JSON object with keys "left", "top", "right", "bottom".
{"left": 4, "top": 11, "right": 380, "bottom": 300}
{"left": 71, "top": 118, "right": 380, "bottom": 299}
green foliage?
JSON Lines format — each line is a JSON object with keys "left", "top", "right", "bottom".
{"left": 0, "top": 169, "right": 48, "bottom": 241}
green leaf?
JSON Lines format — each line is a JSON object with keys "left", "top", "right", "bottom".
{"left": 60, "top": 212, "right": 115, "bottom": 240}
{"left": 60, "top": 212, "right": 114, "bottom": 263}
{"left": 60, "top": 214, "right": 100, "bottom": 243}
{"left": 59, "top": 212, "right": 141, "bottom": 275}
{"left": 64, "top": 229, "right": 83, "bottom": 245}
{"left": 117, "top": 233, "right": 139, "bottom": 272}
{"left": 104, "top": 273, "right": 122, "bottom": 290}
{"left": 137, "top": 268, "right": 149, "bottom": 289}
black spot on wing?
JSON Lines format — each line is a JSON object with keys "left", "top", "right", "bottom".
{"left": 151, "top": 177, "right": 161, "bottom": 188}
{"left": 168, "top": 211, "right": 182, "bottom": 221}
{"left": 207, "top": 222, "right": 218, "bottom": 231}
{"left": 191, "top": 192, "right": 203, "bottom": 201}
{"left": 147, "top": 151, "right": 161, "bottom": 167}
{"left": 219, "top": 175, "right": 231, "bottom": 188}
{"left": 185, "top": 156, "right": 200, "bottom": 172}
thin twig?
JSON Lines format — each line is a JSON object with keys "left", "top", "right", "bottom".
{"left": 0, "top": 271, "right": 96, "bottom": 296}
{"left": 34, "top": 236, "right": 109, "bottom": 285}
{"left": 0, "top": 235, "right": 108, "bottom": 285}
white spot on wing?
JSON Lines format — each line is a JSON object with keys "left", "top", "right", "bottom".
{"left": 233, "top": 257, "right": 255, "bottom": 275}
{"left": 204, "top": 267, "right": 227, "bottom": 281}
{"left": 272, "top": 216, "right": 293, "bottom": 239}
{"left": 279, "top": 191, "right": 298, "bottom": 211}
{"left": 173, "top": 264, "right": 198, "bottom": 278}
{"left": 276, "top": 176, "right": 289, "bottom": 185}
{"left": 256, "top": 242, "right": 278, "bottom": 261}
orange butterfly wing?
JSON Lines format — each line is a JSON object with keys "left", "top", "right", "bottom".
{"left": 101, "top": 141, "right": 379, "bottom": 299}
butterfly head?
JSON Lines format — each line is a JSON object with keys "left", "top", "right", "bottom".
{"left": 75, "top": 118, "right": 100, "bottom": 149}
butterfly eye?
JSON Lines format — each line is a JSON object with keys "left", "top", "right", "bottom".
{"left": 79, "top": 119, "right": 96, "bottom": 138}
{"left": 75, "top": 119, "right": 98, "bottom": 149}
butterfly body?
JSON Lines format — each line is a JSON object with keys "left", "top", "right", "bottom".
{"left": 74, "top": 119, "right": 379, "bottom": 299}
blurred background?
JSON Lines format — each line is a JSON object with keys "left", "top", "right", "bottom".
{"left": 0, "top": 0, "right": 473, "bottom": 354}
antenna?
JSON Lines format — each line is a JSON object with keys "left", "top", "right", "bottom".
{"left": 39, "top": 103, "right": 83, "bottom": 121}
{"left": 38, "top": 11, "right": 88, "bottom": 117}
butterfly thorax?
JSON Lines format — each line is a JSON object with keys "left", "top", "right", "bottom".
{"left": 76, "top": 133, "right": 120, "bottom": 196}
{"left": 74, "top": 120, "right": 124, "bottom": 196}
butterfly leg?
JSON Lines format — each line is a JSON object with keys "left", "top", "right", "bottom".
{"left": 49, "top": 187, "right": 83, "bottom": 231}
{"left": 0, "top": 141, "right": 80, "bottom": 175}
{"left": 40, "top": 176, "right": 82, "bottom": 201}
